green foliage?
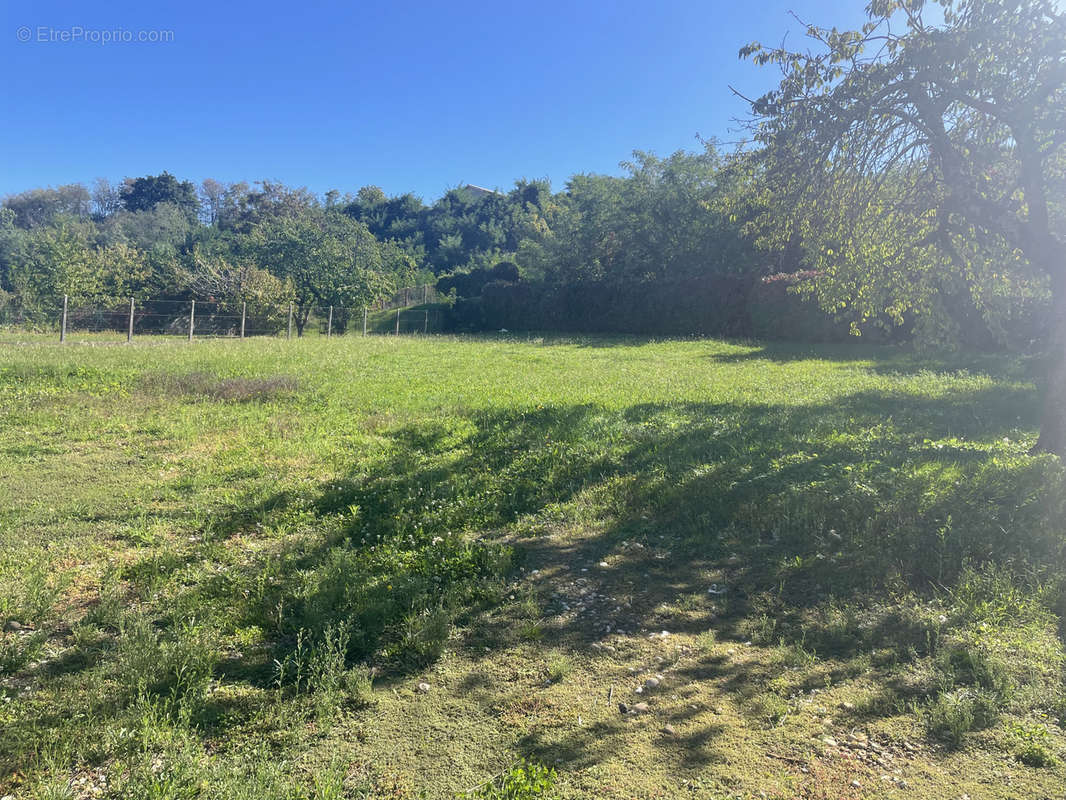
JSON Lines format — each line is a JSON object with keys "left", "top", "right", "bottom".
{"left": 464, "top": 760, "right": 556, "bottom": 800}
{"left": 9, "top": 219, "right": 101, "bottom": 316}
{"left": 273, "top": 623, "right": 366, "bottom": 722}
{"left": 1005, "top": 721, "right": 1059, "bottom": 767}
{"left": 545, "top": 655, "right": 572, "bottom": 683}
{"left": 0, "top": 629, "right": 46, "bottom": 675}
{"left": 120, "top": 172, "right": 200, "bottom": 221}
{"left": 741, "top": 0, "right": 1065, "bottom": 352}
{"left": 252, "top": 208, "right": 393, "bottom": 334}
{"left": 0, "top": 555, "right": 66, "bottom": 626}
{"left": 925, "top": 688, "right": 1001, "bottom": 746}
{"left": 935, "top": 642, "right": 1012, "bottom": 698}
{"left": 2, "top": 184, "right": 91, "bottom": 229}
{"left": 116, "top": 615, "right": 219, "bottom": 719}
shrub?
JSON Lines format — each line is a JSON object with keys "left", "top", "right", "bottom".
{"left": 116, "top": 615, "right": 219, "bottom": 719}
{"left": 464, "top": 760, "right": 556, "bottom": 800}
{"left": 546, "top": 655, "right": 571, "bottom": 683}
{"left": 1005, "top": 721, "right": 1058, "bottom": 767}
{"left": 926, "top": 688, "right": 1000, "bottom": 746}
{"left": 491, "top": 261, "right": 520, "bottom": 283}
{"left": 936, "top": 642, "right": 1012, "bottom": 698}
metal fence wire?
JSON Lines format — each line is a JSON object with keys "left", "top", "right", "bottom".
{"left": 1, "top": 284, "right": 445, "bottom": 342}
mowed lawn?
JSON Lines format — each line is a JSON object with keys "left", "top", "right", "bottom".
{"left": 1, "top": 332, "right": 1064, "bottom": 799}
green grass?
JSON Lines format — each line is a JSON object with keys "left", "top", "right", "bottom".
{"left": 1, "top": 332, "right": 1064, "bottom": 798}
{"left": 365, "top": 302, "right": 450, "bottom": 335}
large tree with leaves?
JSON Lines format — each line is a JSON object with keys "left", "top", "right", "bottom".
{"left": 739, "top": 0, "right": 1065, "bottom": 452}
{"left": 253, "top": 209, "right": 392, "bottom": 335}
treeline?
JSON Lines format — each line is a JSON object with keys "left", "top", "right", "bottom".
{"left": 0, "top": 146, "right": 1049, "bottom": 343}
{"left": 0, "top": 174, "right": 420, "bottom": 335}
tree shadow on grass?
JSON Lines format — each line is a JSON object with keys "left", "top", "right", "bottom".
{"left": 85, "top": 376, "right": 1060, "bottom": 780}
{"left": 703, "top": 340, "right": 1038, "bottom": 382}
{"left": 202, "top": 376, "right": 1054, "bottom": 654}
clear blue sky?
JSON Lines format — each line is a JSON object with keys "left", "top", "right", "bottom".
{"left": 2, "top": 0, "right": 874, "bottom": 203}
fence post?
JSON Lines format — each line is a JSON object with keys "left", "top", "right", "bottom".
{"left": 395, "top": 308, "right": 400, "bottom": 335}
{"left": 240, "top": 301, "right": 246, "bottom": 339}
{"left": 60, "top": 294, "right": 68, "bottom": 343}
{"left": 188, "top": 300, "right": 195, "bottom": 341}
{"left": 287, "top": 302, "right": 293, "bottom": 339}
{"left": 127, "top": 297, "right": 134, "bottom": 343}
{"left": 327, "top": 305, "right": 333, "bottom": 338}
{"left": 424, "top": 309, "right": 428, "bottom": 334}
{"left": 423, "top": 284, "right": 428, "bottom": 304}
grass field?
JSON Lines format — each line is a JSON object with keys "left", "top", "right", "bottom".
{"left": 1, "top": 332, "right": 1064, "bottom": 799}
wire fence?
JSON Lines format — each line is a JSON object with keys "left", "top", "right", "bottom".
{"left": 376, "top": 284, "right": 439, "bottom": 310}
{"left": 0, "top": 284, "right": 447, "bottom": 342}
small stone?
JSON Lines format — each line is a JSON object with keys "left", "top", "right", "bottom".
{"left": 416, "top": 682, "right": 431, "bottom": 693}
{"left": 850, "top": 780, "right": 861, "bottom": 789}
{"left": 598, "top": 561, "right": 609, "bottom": 567}
{"left": 3, "top": 621, "right": 22, "bottom": 632}
{"left": 618, "top": 702, "right": 629, "bottom": 714}
{"left": 821, "top": 737, "right": 838, "bottom": 748}
{"left": 632, "top": 702, "right": 650, "bottom": 713}
{"left": 644, "top": 677, "right": 661, "bottom": 690}
{"left": 839, "top": 701, "right": 855, "bottom": 711}
{"left": 662, "top": 724, "right": 677, "bottom": 736}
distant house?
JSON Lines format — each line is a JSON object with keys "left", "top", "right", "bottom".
{"left": 458, "top": 184, "right": 502, "bottom": 200}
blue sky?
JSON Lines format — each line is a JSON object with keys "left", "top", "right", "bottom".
{"left": 2, "top": 0, "right": 875, "bottom": 202}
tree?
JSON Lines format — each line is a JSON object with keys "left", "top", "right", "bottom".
{"left": 108, "top": 203, "right": 193, "bottom": 254}
{"left": 230, "top": 181, "right": 318, "bottom": 233}
{"left": 92, "top": 242, "right": 152, "bottom": 300}
{"left": 121, "top": 172, "right": 200, "bottom": 221}
{"left": 199, "top": 179, "right": 227, "bottom": 225}
{"left": 739, "top": 0, "right": 1066, "bottom": 453}
{"left": 91, "top": 178, "right": 123, "bottom": 219}
{"left": 0, "top": 208, "right": 25, "bottom": 295}
{"left": 9, "top": 218, "right": 100, "bottom": 316}
{"left": 253, "top": 209, "right": 391, "bottom": 335}
{"left": 3, "top": 185, "right": 91, "bottom": 228}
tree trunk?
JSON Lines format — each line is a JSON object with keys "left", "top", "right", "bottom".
{"left": 1033, "top": 264, "right": 1066, "bottom": 457}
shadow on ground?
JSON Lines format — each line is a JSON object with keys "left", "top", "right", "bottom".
{"left": 8, "top": 368, "right": 1058, "bottom": 786}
